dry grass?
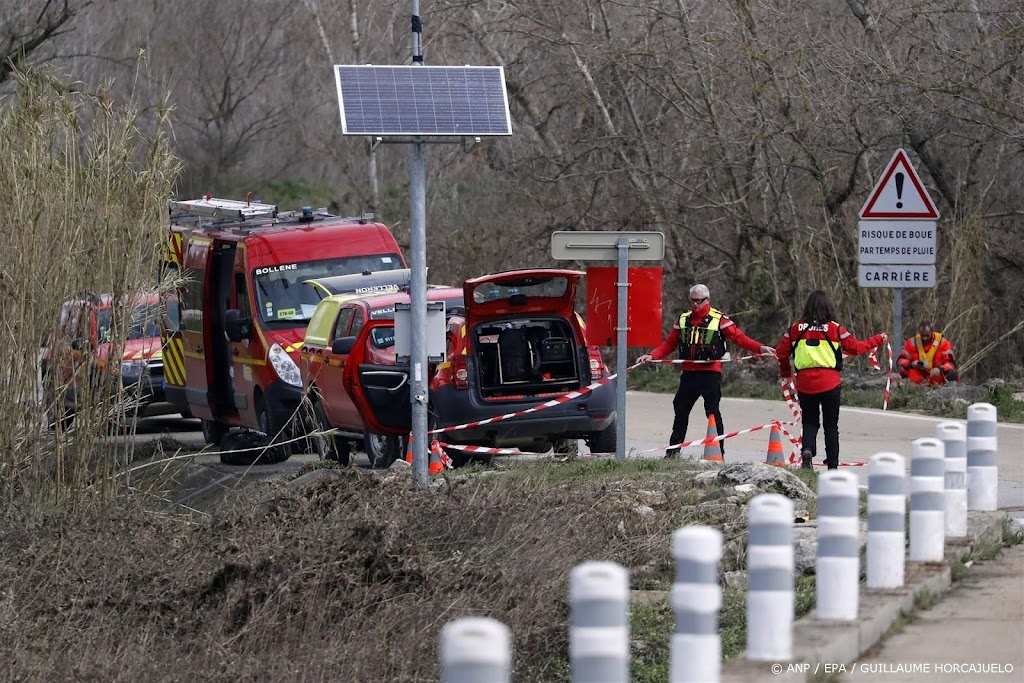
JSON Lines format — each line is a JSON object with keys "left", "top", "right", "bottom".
{"left": 0, "top": 460, "right": 751, "bottom": 682}
{"left": 0, "top": 66, "right": 178, "bottom": 517}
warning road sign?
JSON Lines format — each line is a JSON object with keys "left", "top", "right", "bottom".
{"left": 859, "top": 149, "right": 940, "bottom": 220}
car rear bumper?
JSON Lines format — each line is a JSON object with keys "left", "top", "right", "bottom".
{"left": 431, "top": 379, "right": 616, "bottom": 446}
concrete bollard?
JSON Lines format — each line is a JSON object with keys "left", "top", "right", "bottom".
{"left": 816, "top": 470, "right": 860, "bottom": 620}
{"left": 936, "top": 421, "right": 968, "bottom": 537}
{"left": 867, "top": 452, "right": 906, "bottom": 589}
{"left": 966, "top": 403, "right": 999, "bottom": 511}
{"left": 570, "top": 561, "right": 630, "bottom": 683}
{"left": 440, "top": 617, "right": 511, "bottom": 683}
{"left": 670, "top": 526, "right": 723, "bottom": 683}
{"left": 746, "top": 493, "right": 794, "bottom": 661}
{"left": 909, "top": 438, "right": 946, "bottom": 562}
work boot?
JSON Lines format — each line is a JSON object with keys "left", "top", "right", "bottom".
{"left": 665, "top": 447, "right": 680, "bottom": 459}
{"left": 801, "top": 449, "right": 813, "bottom": 470}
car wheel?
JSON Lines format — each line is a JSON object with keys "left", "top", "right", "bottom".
{"left": 258, "top": 405, "right": 292, "bottom": 464}
{"left": 585, "top": 419, "right": 617, "bottom": 456}
{"left": 201, "top": 419, "right": 228, "bottom": 447}
{"left": 364, "top": 429, "right": 404, "bottom": 469}
{"left": 313, "top": 400, "right": 350, "bottom": 465}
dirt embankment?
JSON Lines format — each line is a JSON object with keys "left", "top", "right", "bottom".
{"left": 3, "top": 462, "right": 766, "bottom": 682}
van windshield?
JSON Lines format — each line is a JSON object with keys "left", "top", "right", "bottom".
{"left": 255, "top": 254, "right": 404, "bottom": 325}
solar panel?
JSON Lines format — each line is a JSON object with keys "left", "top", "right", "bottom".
{"left": 334, "top": 65, "right": 513, "bottom": 137}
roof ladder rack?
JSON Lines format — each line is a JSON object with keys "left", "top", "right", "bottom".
{"left": 168, "top": 196, "right": 278, "bottom": 221}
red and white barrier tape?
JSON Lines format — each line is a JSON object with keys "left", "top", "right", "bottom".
{"left": 780, "top": 377, "right": 801, "bottom": 423}
{"left": 438, "top": 442, "right": 533, "bottom": 456}
{"left": 649, "top": 419, "right": 800, "bottom": 455}
{"left": 882, "top": 335, "right": 893, "bottom": 411}
{"left": 643, "top": 352, "right": 775, "bottom": 366}
{"left": 427, "top": 374, "right": 617, "bottom": 435}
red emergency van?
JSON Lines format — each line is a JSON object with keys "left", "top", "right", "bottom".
{"left": 159, "top": 196, "right": 406, "bottom": 463}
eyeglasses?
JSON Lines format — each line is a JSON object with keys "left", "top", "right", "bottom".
{"left": 689, "top": 297, "right": 708, "bottom": 304}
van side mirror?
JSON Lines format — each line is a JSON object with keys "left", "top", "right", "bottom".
{"left": 331, "top": 336, "right": 356, "bottom": 355}
{"left": 225, "top": 309, "right": 252, "bottom": 342}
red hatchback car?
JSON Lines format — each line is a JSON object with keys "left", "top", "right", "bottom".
{"left": 300, "top": 286, "right": 464, "bottom": 467}
{"left": 342, "top": 269, "right": 617, "bottom": 465}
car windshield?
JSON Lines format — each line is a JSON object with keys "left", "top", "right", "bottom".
{"left": 255, "top": 254, "right": 403, "bottom": 325}
{"left": 95, "top": 302, "right": 169, "bottom": 341}
{"left": 364, "top": 296, "right": 463, "bottom": 350}
{"left": 471, "top": 275, "right": 568, "bottom": 303}
{"left": 367, "top": 296, "right": 465, "bottom": 321}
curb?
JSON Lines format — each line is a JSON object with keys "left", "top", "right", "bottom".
{"left": 720, "top": 510, "right": 1009, "bottom": 683}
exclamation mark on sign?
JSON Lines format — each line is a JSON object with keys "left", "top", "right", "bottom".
{"left": 895, "top": 172, "right": 904, "bottom": 209}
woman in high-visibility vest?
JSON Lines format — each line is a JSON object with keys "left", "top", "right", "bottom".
{"left": 775, "top": 290, "right": 885, "bottom": 470}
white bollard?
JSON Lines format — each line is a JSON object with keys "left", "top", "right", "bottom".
{"left": 440, "top": 617, "right": 511, "bottom": 683}
{"left": 746, "top": 494, "right": 794, "bottom": 662}
{"left": 670, "top": 526, "right": 723, "bottom": 683}
{"left": 816, "top": 470, "right": 861, "bottom": 620}
{"left": 909, "top": 438, "right": 946, "bottom": 562}
{"left": 967, "top": 403, "right": 999, "bottom": 511}
{"left": 867, "top": 452, "right": 906, "bottom": 589}
{"left": 569, "top": 561, "right": 629, "bottom": 683}
{"left": 936, "top": 421, "right": 968, "bottom": 537}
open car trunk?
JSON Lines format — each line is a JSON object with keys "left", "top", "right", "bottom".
{"left": 474, "top": 318, "right": 580, "bottom": 399}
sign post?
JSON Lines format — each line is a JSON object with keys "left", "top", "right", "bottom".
{"left": 858, "top": 149, "right": 940, "bottom": 345}
{"left": 551, "top": 231, "right": 665, "bottom": 461}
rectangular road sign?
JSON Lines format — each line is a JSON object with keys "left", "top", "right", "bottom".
{"left": 551, "top": 231, "right": 665, "bottom": 261}
{"left": 858, "top": 265, "right": 936, "bottom": 288}
{"left": 858, "top": 220, "right": 937, "bottom": 264}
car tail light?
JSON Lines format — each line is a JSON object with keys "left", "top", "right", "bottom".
{"left": 587, "top": 347, "right": 606, "bottom": 379}
{"left": 452, "top": 354, "right": 469, "bottom": 389}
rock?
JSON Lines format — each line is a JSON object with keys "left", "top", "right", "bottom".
{"left": 793, "top": 526, "right": 818, "bottom": 575}
{"left": 722, "top": 570, "right": 748, "bottom": 591}
{"left": 711, "top": 462, "right": 816, "bottom": 501}
{"left": 734, "top": 483, "right": 758, "bottom": 493}
{"left": 694, "top": 471, "right": 720, "bottom": 486}
{"left": 632, "top": 504, "right": 656, "bottom": 517}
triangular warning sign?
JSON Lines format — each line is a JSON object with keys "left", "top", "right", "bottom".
{"left": 860, "top": 148, "right": 940, "bottom": 219}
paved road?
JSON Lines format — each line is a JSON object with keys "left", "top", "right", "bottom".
{"left": 134, "top": 391, "right": 1024, "bottom": 507}
{"left": 588, "top": 391, "right": 1024, "bottom": 508}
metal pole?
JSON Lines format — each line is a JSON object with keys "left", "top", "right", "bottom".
{"left": 615, "top": 239, "right": 628, "bottom": 461}
{"left": 408, "top": 0, "right": 428, "bottom": 485}
{"left": 893, "top": 287, "right": 903, "bottom": 345}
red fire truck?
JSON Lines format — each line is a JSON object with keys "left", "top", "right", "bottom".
{"left": 160, "top": 196, "right": 406, "bottom": 463}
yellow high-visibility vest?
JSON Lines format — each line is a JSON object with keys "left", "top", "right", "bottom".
{"left": 914, "top": 332, "right": 943, "bottom": 369}
{"left": 793, "top": 321, "right": 842, "bottom": 371}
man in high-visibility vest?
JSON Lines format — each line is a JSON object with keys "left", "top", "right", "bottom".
{"left": 638, "top": 284, "right": 775, "bottom": 458}
{"left": 897, "top": 321, "right": 959, "bottom": 385}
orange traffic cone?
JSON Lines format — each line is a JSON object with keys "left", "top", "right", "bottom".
{"left": 765, "top": 424, "right": 786, "bottom": 466}
{"left": 702, "top": 415, "right": 724, "bottom": 462}
{"left": 404, "top": 432, "right": 414, "bottom": 464}
{"left": 428, "top": 439, "right": 445, "bottom": 475}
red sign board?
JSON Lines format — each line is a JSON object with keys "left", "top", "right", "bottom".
{"left": 585, "top": 267, "right": 663, "bottom": 347}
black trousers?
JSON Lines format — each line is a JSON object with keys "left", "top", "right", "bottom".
{"left": 798, "top": 385, "right": 842, "bottom": 469}
{"left": 670, "top": 371, "right": 724, "bottom": 453}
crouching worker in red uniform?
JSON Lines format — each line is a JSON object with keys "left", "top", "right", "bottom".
{"left": 638, "top": 283, "right": 775, "bottom": 459}
{"left": 776, "top": 290, "right": 885, "bottom": 470}
{"left": 897, "top": 321, "right": 959, "bottom": 385}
